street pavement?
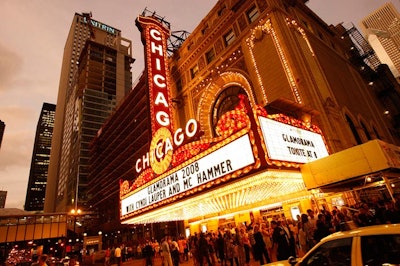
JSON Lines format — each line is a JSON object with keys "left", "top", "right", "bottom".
{"left": 116, "top": 256, "right": 264, "bottom": 266}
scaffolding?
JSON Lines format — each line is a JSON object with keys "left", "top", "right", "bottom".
{"left": 141, "top": 8, "right": 190, "bottom": 55}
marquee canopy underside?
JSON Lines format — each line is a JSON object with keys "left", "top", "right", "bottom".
{"left": 121, "top": 170, "right": 310, "bottom": 224}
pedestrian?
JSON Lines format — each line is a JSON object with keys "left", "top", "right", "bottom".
{"left": 240, "top": 227, "right": 251, "bottom": 266}
{"left": 300, "top": 214, "right": 313, "bottom": 252}
{"left": 38, "top": 255, "right": 48, "bottom": 266}
{"left": 247, "top": 225, "right": 256, "bottom": 262}
{"left": 253, "top": 224, "right": 271, "bottom": 265}
{"left": 161, "top": 236, "right": 174, "bottom": 266}
{"left": 31, "top": 254, "right": 39, "bottom": 266}
{"left": 198, "top": 232, "right": 213, "bottom": 266}
{"left": 261, "top": 222, "right": 273, "bottom": 261}
{"left": 114, "top": 245, "right": 122, "bottom": 266}
{"left": 216, "top": 233, "right": 225, "bottom": 266}
{"left": 170, "top": 237, "right": 180, "bottom": 266}
{"left": 104, "top": 247, "right": 111, "bottom": 266}
{"left": 143, "top": 241, "right": 155, "bottom": 266}
{"left": 313, "top": 214, "right": 330, "bottom": 243}
{"left": 271, "top": 221, "right": 290, "bottom": 261}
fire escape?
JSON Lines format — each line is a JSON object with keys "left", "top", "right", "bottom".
{"left": 342, "top": 23, "right": 381, "bottom": 71}
{"left": 341, "top": 23, "right": 400, "bottom": 137}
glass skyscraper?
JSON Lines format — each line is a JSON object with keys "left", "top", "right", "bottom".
{"left": 25, "top": 103, "right": 56, "bottom": 211}
{"left": 45, "top": 13, "right": 134, "bottom": 213}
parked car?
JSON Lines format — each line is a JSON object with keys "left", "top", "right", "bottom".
{"left": 265, "top": 223, "right": 400, "bottom": 266}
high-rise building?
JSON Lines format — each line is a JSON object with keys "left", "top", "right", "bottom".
{"left": 0, "top": 191, "right": 6, "bottom": 208}
{"left": 360, "top": 2, "right": 400, "bottom": 79}
{"left": 45, "top": 13, "right": 134, "bottom": 213}
{"left": 25, "top": 103, "right": 56, "bottom": 212}
{"left": 0, "top": 120, "right": 5, "bottom": 150}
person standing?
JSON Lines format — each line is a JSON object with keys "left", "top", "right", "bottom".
{"left": 313, "top": 214, "right": 330, "bottom": 243}
{"left": 241, "top": 228, "right": 251, "bottom": 266}
{"left": 114, "top": 245, "right": 122, "bottom": 266}
{"left": 143, "top": 241, "right": 155, "bottom": 266}
{"left": 271, "top": 221, "right": 290, "bottom": 261}
{"left": 38, "top": 255, "right": 48, "bottom": 266}
{"left": 216, "top": 233, "right": 225, "bottom": 266}
{"left": 198, "top": 232, "right": 213, "bottom": 266}
{"left": 261, "top": 222, "right": 273, "bottom": 261}
{"left": 253, "top": 224, "right": 271, "bottom": 265}
{"left": 178, "top": 236, "right": 188, "bottom": 262}
{"left": 104, "top": 247, "right": 111, "bottom": 266}
{"left": 31, "top": 254, "right": 39, "bottom": 266}
{"left": 161, "top": 236, "right": 174, "bottom": 266}
{"left": 170, "top": 237, "right": 180, "bottom": 266}
{"left": 247, "top": 225, "right": 256, "bottom": 262}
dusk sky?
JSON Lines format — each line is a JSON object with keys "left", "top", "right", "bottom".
{"left": 1, "top": 0, "right": 399, "bottom": 209}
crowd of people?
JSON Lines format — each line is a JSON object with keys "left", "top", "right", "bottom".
{"left": 16, "top": 197, "right": 399, "bottom": 266}
{"left": 143, "top": 196, "right": 400, "bottom": 266}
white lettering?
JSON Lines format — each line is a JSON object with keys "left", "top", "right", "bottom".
{"left": 174, "top": 128, "right": 184, "bottom": 146}
{"left": 150, "top": 28, "right": 162, "bottom": 41}
{"left": 155, "top": 58, "right": 162, "bottom": 71}
{"left": 154, "top": 74, "right": 166, "bottom": 88}
{"left": 156, "top": 111, "right": 170, "bottom": 127}
{"left": 135, "top": 159, "right": 142, "bottom": 173}
{"left": 151, "top": 42, "right": 163, "bottom": 56}
{"left": 155, "top": 92, "right": 168, "bottom": 108}
{"left": 186, "top": 119, "right": 198, "bottom": 138}
{"left": 156, "top": 142, "right": 164, "bottom": 158}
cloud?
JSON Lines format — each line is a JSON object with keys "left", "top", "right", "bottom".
{"left": 0, "top": 105, "right": 36, "bottom": 169}
{"left": 0, "top": 42, "right": 22, "bottom": 92}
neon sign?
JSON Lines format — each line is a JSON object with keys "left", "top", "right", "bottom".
{"left": 135, "top": 16, "right": 200, "bottom": 176}
{"left": 121, "top": 134, "right": 255, "bottom": 216}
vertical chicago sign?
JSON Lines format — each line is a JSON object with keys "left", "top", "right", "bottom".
{"left": 137, "top": 16, "right": 174, "bottom": 175}
{"left": 135, "top": 16, "right": 199, "bottom": 176}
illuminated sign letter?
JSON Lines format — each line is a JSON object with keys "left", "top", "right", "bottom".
{"left": 154, "top": 74, "right": 166, "bottom": 88}
{"left": 136, "top": 15, "right": 173, "bottom": 135}
{"left": 156, "top": 111, "right": 170, "bottom": 127}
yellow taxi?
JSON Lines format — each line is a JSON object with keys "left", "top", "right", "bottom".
{"left": 265, "top": 223, "right": 400, "bottom": 266}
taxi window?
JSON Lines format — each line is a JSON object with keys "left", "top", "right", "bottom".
{"left": 301, "top": 237, "right": 352, "bottom": 266}
{"left": 361, "top": 234, "right": 400, "bottom": 265}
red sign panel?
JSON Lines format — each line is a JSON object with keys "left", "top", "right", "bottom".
{"left": 136, "top": 16, "right": 174, "bottom": 135}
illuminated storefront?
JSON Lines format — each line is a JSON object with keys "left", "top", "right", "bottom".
{"left": 119, "top": 14, "right": 330, "bottom": 231}
{"left": 90, "top": 0, "right": 400, "bottom": 237}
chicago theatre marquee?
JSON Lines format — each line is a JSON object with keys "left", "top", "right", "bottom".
{"left": 119, "top": 13, "right": 330, "bottom": 231}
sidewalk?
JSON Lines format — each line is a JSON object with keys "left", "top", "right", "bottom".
{"left": 119, "top": 256, "right": 264, "bottom": 266}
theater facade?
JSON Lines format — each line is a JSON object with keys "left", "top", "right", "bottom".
{"left": 89, "top": 0, "right": 400, "bottom": 237}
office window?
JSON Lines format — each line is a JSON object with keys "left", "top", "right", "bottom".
{"left": 247, "top": 5, "right": 259, "bottom": 23}
{"left": 190, "top": 64, "right": 199, "bottom": 79}
{"left": 206, "top": 48, "right": 215, "bottom": 64}
{"left": 224, "top": 29, "right": 236, "bottom": 47}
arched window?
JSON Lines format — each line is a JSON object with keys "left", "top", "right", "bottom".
{"left": 211, "top": 86, "right": 246, "bottom": 136}
{"left": 373, "top": 126, "right": 381, "bottom": 139}
{"left": 345, "top": 114, "right": 362, "bottom": 145}
{"left": 360, "top": 121, "right": 372, "bottom": 140}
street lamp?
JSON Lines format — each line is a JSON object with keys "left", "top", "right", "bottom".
{"left": 70, "top": 209, "right": 82, "bottom": 241}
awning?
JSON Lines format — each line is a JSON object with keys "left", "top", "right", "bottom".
{"left": 301, "top": 140, "right": 400, "bottom": 191}
{"left": 121, "top": 170, "right": 310, "bottom": 224}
